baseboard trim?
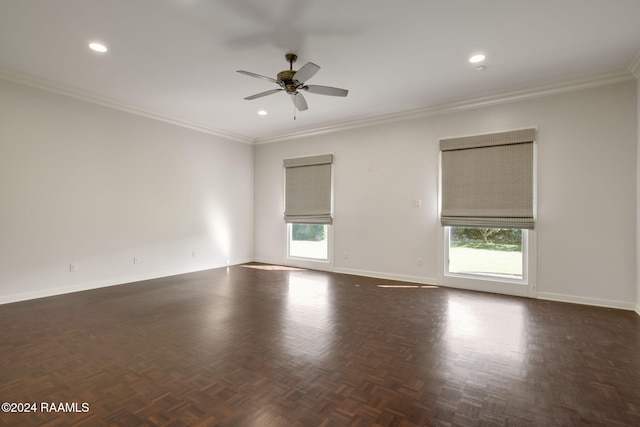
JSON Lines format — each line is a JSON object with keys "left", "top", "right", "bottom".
{"left": 333, "top": 267, "right": 437, "bottom": 286}
{"left": 7, "top": 259, "right": 636, "bottom": 313}
{"left": 252, "top": 257, "right": 284, "bottom": 265}
{"left": 0, "top": 259, "right": 253, "bottom": 306}
{"left": 253, "top": 261, "right": 438, "bottom": 285}
{"left": 537, "top": 291, "right": 635, "bottom": 311}
{"left": 255, "top": 262, "right": 638, "bottom": 312}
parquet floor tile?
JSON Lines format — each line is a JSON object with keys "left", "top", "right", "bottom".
{"left": 1, "top": 263, "right": 640, "bottom": 426}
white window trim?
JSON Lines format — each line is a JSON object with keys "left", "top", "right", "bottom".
{"left": 285, "top": 223, "right": 334, "bottom": 271}
{"left": 440, "top": 227, "right": 537, "bottom": 298}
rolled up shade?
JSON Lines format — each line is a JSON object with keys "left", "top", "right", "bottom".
{"left": 440, "top": 128, "right": 535, "bottom": 229}
{"left": 284, "top": 154, "right": 333, "bottom": 224}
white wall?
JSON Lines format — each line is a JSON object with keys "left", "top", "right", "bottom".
{"left": 0, "top": 79, "right": 254, "bottom": 304}
{"left": 637, "top": 75, "right": 640, "bottom": 315}
{"left": 254, "top": 80, "right": 637, "bottom": 309}
{"left": 2, "top": 77, "right": 635, "bottom": 310}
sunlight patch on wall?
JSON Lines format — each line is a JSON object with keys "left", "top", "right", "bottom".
{"left": 206, "top": 203, "right": 232, "bottom": 263}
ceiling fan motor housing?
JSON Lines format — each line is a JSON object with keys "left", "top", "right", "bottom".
{"left": 277, "top": 69, "right": 299, "bottom": 94}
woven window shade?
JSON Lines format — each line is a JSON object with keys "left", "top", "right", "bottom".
{"left": 283, "top": 154, "right": 333, "bottom": 224}
{"left": 440, "top": 129, "right": 535, "bottom": 229}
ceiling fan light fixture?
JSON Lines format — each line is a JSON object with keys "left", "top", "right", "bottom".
{"left": 469, "top": 54, "right": 485, "bottom": 63}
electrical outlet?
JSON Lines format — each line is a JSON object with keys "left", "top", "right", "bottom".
{"left": 344, "top": 252, "right": 349, "bottom": 260}
{"left": 133, "top": 257, "right": 140, "bottom": 264}
{"left": 417, "top": 258, "right": 423, "bottom": 266}
{"left": 192, "top": 250, "right": 196, "bottom": 257}
{"left": 69, "top": 263, "right": 77, "bottom": 272}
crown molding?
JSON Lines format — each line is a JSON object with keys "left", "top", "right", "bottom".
{"left": 2, "top": 66, "right": 633, "bottom": 146}
{"left": 629, "top": 50, "right": 640, "bottom": 79}
{"left": 0, "top": 67, "right": 253, "bottom": 144}
{"left": 254, "top": 69, "right": 635, "bottom": 144}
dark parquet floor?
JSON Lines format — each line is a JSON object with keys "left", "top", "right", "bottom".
{"left": 1, "top": 263, "right": 640, "bottom": 426}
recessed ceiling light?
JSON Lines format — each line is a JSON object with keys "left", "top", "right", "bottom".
{"left": 89, "top": 42, "right": 108, "bottom": 53}
{"left": 469, "top": 54, "right": 485, "bottom": 63}
{"left": 258, "top": 110, "right": 268, "bottom": 116}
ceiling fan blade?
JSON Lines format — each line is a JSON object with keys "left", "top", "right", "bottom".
{"left": 293, "top": 62, "right": 320, "bottom": 83}
{"left": 291, "top": 92, "right": 308, "bottom": 111}
{"left": 237, "top": 70, "right": 278, "bottom": 84}
{"left": 303, "top": 85, "right": 349, "bottom": 97}
{"left": 244, "top": 88, "right": 283, "bottom": 100}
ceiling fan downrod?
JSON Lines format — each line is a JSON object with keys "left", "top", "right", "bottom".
{"left": 285, "top": 53, "right": 297, "bottom": 70}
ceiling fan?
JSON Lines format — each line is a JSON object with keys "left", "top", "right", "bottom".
{"left": 237, "top": 53, "right": 348, "bottom": 112}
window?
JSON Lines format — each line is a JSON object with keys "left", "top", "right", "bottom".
{"left": 288, "top": 224, "right": 329, "bottom": 260}
{"left": 283, "top": 154, "right": 333, "bottom": 262}
{"left": 439, "top": 129, "right": 536, "bottom": 291}
{"left": 447, "top": 227, "right": 525, "bottom": 280}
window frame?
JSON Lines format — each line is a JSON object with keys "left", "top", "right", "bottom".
{"left": 287, "top": 223, "right": 331, "bottom": 263}
{"left": 440, "top": 226, "right": 536, "bottom": 298}
{"left": 444, "top": 226, "right": 529, "bottom": 284}
{"left": 284, "top": 223, "right": 334, "bottom": 271}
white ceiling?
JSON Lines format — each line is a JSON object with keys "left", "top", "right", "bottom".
{"left": 1, "top": 0, "right": 639, "bottom": 143}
